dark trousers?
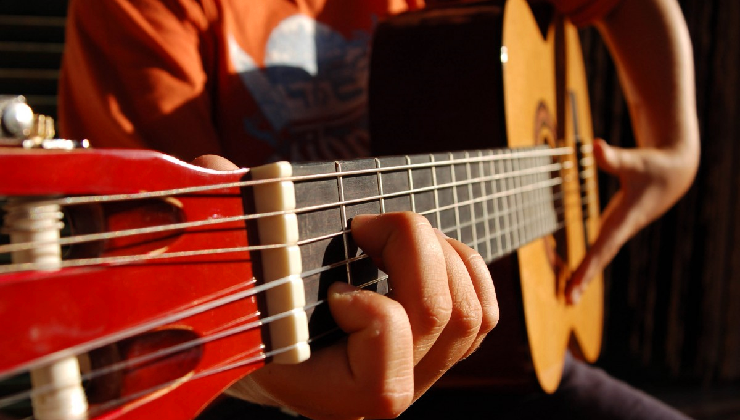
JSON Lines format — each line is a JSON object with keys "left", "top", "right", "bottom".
{"left": 201, "top": 353, "right": 691, "bottom": 420}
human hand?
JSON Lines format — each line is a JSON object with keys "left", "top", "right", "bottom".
{"left": 565, "top": 138, "right": 698, "bottom": 304}
{"left": 193, "top": 155, "right": 499, "bottom": 420}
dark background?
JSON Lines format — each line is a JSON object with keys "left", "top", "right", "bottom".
{"left": 1, "top": 0, "right": 738, "bottom": 418}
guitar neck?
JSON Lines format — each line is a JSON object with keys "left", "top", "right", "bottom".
{"left": 280, "top": 145, "right": 568, "bottom": 334}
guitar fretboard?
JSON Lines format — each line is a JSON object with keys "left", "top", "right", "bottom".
{"left": 288, "top": 146, "right": 567, "bottom": 335}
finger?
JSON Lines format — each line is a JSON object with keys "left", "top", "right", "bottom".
{"left": 351, "top": 213, "right": 452, "bottom": 364}
{"left": 410, "top": 230, "right": 481, "bottom": 395}
{"left": 243, "top": 282, "right": 414, "bottom": 420}
{"left": 566, "top": 190, "right": 635, "bottom": 304}
{"left": 190, "top": 154, "right": 239, "bottom": 171}
{"left": 592, "top": 138, "right": 644, "bottom": 177}
{"left": 444, "top": 236, "right": 500, "bottom": 356}
{"left": 411, "top": 231, "right": 499, "bottom": 397}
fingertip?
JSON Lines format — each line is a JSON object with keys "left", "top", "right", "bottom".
{"left": 191, "top": 154, "right": 239, "bottom": 171}
{"left": 593, "top": 139, "right": 618, "bottom": 172}
{"left": 350, "top": 213, "right": 379, "bottom": 229}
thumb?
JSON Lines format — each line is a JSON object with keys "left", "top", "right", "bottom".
{"left": 593, "top": 138, "right": 643, "bottom": 177}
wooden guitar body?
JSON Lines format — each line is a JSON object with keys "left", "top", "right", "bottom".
{"left": 370, "top": 0, "right": 603, "bottom": 392}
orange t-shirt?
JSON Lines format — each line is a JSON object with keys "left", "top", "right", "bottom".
{"left": 59, "top": 0, "right": 619, "bottom": 167}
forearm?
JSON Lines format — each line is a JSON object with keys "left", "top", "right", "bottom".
{"left": 595, "top": 0, "right": 699, "bottom": 166}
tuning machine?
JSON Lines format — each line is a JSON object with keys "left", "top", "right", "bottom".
{"left": 0, "top": 95, "right": 88, "bottom": 150}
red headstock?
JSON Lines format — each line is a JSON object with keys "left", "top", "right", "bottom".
{"left": 0, "top": 148, "right": 266, "bottom": 419}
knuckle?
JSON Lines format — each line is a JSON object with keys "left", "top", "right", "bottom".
{"left": 449, "top": 299, "right": 483, "bottom": 340}
{"left": 416, "top": 292, "right": 453, "bottom": 336}
{"left": 480, "top": 299, "right": 499, "bottom": 333}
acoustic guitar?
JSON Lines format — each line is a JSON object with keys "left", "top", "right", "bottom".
{"left": 0, "top": 0, "right": 601, "bottom": 419}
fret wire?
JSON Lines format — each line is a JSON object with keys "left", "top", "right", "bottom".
{"left": 478, "top": 151, "right": 492, "bottom": 261}
{"left": 544, "top": 154, "right": 556, "bottom": 236}
{"left": 449, "top": 153, "right": 462, "bottom": 242}
{"left": 405, "top": 155, "right": 416, "bottom": 213}
{"left": 527, "top": 154, "right": 537, "bottom": 242}
{"left": 518, "top": 153, "right": 529, "bottom": 244}
{"left": 430, "top": 154, "right": 442, "bottom": 230}
{"left": 293, "top": 162, "right": 563, "bottom": 215}
{"left": 464, "top": 152, "right": 479, "bottom": 254}
{"left": 375, "top": 158, "right": 386, "bottom": 214}
{"left": 487, "top": 153, "right": 502, "bottom": 258}
{"left": 500, "top": 151, "right": 515, "bottom": 253}
{"left": 515, "top": 153, "right": 527, "bottom": 246}
{"left": 335, "top": 161, "right": 352, "bottom": 285}
{"left": 526, "top": 155, "right": 536, "bottom": 241}
{"left": 534, "top": 154, "right": 543, "bottom": 240}
{"left": 534, "top": 154, "right": 544, "bottom": 238}
{"left": 438, "top": 193, "right": 561, "bottom": 247}
{"left": 420, "top": 178, "right": 562, "bottom": 221}
{"left": 537, "top": 154, "right": 547, "bottom": 239}
{"left": 514, "top": 152, "right": 526, "bottom": 248}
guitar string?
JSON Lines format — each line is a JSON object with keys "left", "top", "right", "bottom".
{"left": 2, "top": 146, "right": 575, "bottom": 209}
{"left": 0, "top": 151, "right": 595, "bottom": 261}
{"left": 0, "top": 180, "right": 584, "bottom": 385}
{"left": 0, "top": 197, "right": 591, "bottom": 281}
{"left": 0, "top": 158, "right": 567, "bottom": 252}
{"left": 2, "top": 191, "right": 587, "bottom": 411}
{"left": 0, "top": 160, "right": 564, "bottom": 255}
{"left": 0, "top": 173, "right": 593, "bottom": 274}
{"left": 0, "top": 189, "right": 576, "bottom": 411}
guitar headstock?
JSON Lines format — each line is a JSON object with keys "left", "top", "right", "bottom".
{"left": 0, "top": 143, "right": 273, "bottom": 419}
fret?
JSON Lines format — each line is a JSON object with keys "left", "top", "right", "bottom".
{"left": 291, "top": 162, "right": 345, "bottom": 312}
{"left": 375, "top": 158, "right": 386, "bottom": 214}
{"left": 406, "top": 155, "right": 416, "bottom": 213}
{"left": 470, "top": 151, "right": 489, "bottom": 259}
{"left": 446, "top": 153, "right": 461, "bottom": 241}
{"left": 538, "top": 154, "right": 550, "bottom": 238}
{"left": 533, "top": 154, "right": 543, "bottom": 240}
{"left": 336, "top": 159, "right": 383, "bottom": 290}
{"left": 486, "top": 151, "right": 502, "bottom": 259}
{"left": 506, "top": 151, "right": 522, "bottom": 250}
{"left": 407, "top": 154, "right": 437, "bottom": 228}
{"left": 496, "top": 150, "right": 513, "bottom": 253}
{"left": 522, "top": 153, "right": 534, "bottom": 243}
{"left": 451, "top": 152, "right": 469, "bottom": 245}
{"left": 335, "top": 162, "right": 351, "bottom": 285}
{"left": 377, "top": 155, "right": 413, "bottom": 213}
{"left": 430, "top": 154, "right": 443, "bottom": 232}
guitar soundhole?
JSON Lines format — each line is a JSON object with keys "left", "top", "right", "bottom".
{"left": 533, "top": 101, "right": 570, "bottom": 297}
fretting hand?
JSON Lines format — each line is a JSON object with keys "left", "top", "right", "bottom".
{"left": 193, "top": 155, "right": 499, "bottom": 420}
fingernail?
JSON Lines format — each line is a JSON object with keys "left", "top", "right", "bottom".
{"left": 570, "top": 287, "right": 582, "bottom": 305}
{"left": 328, "top": 281, "right": 359, "bottom": 299}
{"left": 434, "top": 228, "right": 449, "bottom": 238}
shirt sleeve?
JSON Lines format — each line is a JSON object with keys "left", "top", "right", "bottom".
{"left": 548, "top": 0, "right": 622, "bottom": 26}
{"left": 59, "top": 0, "right": 223, "bottom": 162}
